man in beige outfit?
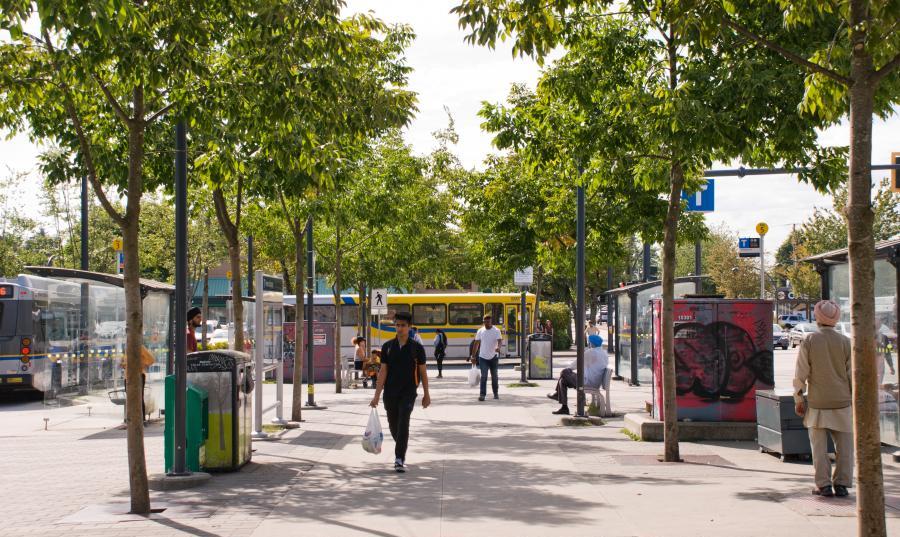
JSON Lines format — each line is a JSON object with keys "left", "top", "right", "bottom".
{"left": 793, "top": 300, "right": 853, "bottom": 498}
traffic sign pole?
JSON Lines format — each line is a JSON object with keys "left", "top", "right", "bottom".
{"left": 757, "top": 222, "right": 768, "bottom": 300}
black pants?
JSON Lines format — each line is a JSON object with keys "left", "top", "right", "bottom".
{"left": 383, "top": 393, "right": 417, "bottom": 461}
{"left": 554, "top": 368, "right": 577, "bottom": 407}
{"left": 435, "top": 350, "right": 445, "bottom": 375}
{"left": 478, "top": 356, "right": 499, "bottom": 398}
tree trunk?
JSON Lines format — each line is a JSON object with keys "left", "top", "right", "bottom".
{"left": 334, "top": 223, "right": 343, "bottom": 393}
{"left": 123, "top": 95, "right": 150, "bottom": 514}
{"left": 534, "top": 265, "right": 543, "bottom": 330}
{"left": 280, "top": 257, "right": 294, "bottom": 296}
{"left": 201, "top": 268, "right": 209, "bottom": 348}
{"left": 661, "top": 162, "right": 685, "bottom": 463}
{"left": 846, "top": 10, "right": 886, "bottom": 531}
{"left": 212, "top": 187, "right": 244, "bottom": 352}
{"left": 291, "top": 223, "right": 305, "bottom": 421}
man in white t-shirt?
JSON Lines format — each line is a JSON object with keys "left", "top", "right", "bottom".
{"left": 471, "top": 314, "right": 504, "bottom": 401}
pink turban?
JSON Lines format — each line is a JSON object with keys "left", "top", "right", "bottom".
{"left": 814, "top": 300, "right": 841, "bottom": 327}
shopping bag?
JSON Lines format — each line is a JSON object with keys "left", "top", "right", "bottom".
{"left": 362, "top": 407, "right": 384, "bottom": 454}
{"left": 468, "top": 364, "right": 481, "bottom": 388}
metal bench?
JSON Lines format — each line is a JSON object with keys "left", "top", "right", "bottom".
{"left": 584, "top": 368, "right": 613, "bottom": 417}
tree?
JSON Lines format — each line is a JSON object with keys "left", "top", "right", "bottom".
{"left": 0, "top": 1, "right": 242, "bottom": 512}
{"left": 671, "top": 2, "right": 900, "bottom": 531}
{"left": 455, "top": 1, "right": 833, "bottom": 462}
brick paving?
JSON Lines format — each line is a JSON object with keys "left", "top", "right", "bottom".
{"left": 0, "top": 349, "right": 897, "bottom": 536}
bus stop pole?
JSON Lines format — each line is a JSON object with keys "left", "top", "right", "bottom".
{"left": 171, "top": 121, "right": 189, "bottom": 475}
{"left": 575, "top": 182, "right": 586, "bottom": 418}
{"left": 306, "top": 216, "right": 317, "bottom": 407}
{"left": 520, "top": 290, "right": 527, "bottom": 383}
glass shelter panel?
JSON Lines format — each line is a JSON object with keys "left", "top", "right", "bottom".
{"left": 829, "top": 260, "right": 898, "bottom": 447}
{"left": 617, "top": 294, "right": 632, "bottom": 381}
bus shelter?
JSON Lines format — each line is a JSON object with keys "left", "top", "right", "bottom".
{"left": 604, "top": 277, "right": 704, "bottom": 385}
{"left": 24, "top": 267, "right": 174, "bottom": 416}
{"left": 802, "top": 238, "right": 899, "bottom": 448}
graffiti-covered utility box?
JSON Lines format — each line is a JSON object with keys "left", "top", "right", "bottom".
{"left": 652, "top": 298, "right": 774, "bottom": 422}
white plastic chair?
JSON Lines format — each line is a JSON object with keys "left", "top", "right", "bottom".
{"left": 584, "top": 368, "right": 613, "bottom": 417}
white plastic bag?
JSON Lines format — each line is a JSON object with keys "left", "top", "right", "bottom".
{"left": 468, "top": 364, "right": 481, "bottom": 388}
{"left": 362, "top": 407, "right": 384, "bottom": 454}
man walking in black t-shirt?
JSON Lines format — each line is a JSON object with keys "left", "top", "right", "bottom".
{"left": 371, "top": 311, "right": 431, "bottom": 472}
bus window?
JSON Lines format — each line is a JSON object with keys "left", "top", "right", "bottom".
{"left": 341, "top": 306, "right": 359, "bottom": 327}
{"left": 312, "top": 305, "right": 336, "bottom": 322}
{"left": 486, "top": 303, "right": 504, "bottom": 325}
{"left": 413, "top": 304, "right": 447, "bottom": 326}
{"left": 449, "top": 303, "right": 483, "bottom": 325}
{"left": 384, "top": 304, "right": 410, "bottom": 324}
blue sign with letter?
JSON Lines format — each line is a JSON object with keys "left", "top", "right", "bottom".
{"left": 683, "top": 179, "right": 714, "bottom": 212}
{"left": 738, "top": 237, "right": 760, "bottom": 257}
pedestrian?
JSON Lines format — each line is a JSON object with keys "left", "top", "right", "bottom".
{"left": 122, "top": 346, "right": 156, "bottom": 423}
{"left": 544, "top": 319, "right": 554, "bottom": 337}
{"left": 793, "top": 300, "right": 853, "bottom": 498}
{"left": 410, "top": 324, "right": 424, "bottom": 345}
{"left": 370, "top": 311, "right": 431, "bottom": 473}
{"left": 585, "top": 319, "right": 600, "bottom": 340}
{"left": 470, "top": 314, "right": 503, "bottom": 401}
{"left": 353, "top": 336, "right": 367, "bottom": 379}
{"left": 547, "top": 334, "right": 608, "bottom": 415}
{"left": 186, "top": 307, "right": 202, "bottom": 353}
{"left": 433, "top": 328, "right": 448, "bottom": 378}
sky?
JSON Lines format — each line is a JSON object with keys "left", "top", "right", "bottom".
{"left": 1, "top": 1, "right": 897, "bottom": 254}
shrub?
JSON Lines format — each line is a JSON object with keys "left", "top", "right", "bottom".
{"left": 540, "top": 301, "right": 572, "bottom": 351}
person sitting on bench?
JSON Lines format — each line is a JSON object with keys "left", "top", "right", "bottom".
{"left": 547, "top": 334, "right": 608, "bottom": 415}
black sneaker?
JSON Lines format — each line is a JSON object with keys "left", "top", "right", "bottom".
{"left": 493, "top": 394, "right": 499, "bottom": 400}
{"left": 834, "top": 485, "right": 849, "bottom": 497}
{"left": 552, "top": 406, "right": 570, "bottom": 415}
{"left": 546, "top": 393, "right": 558, "bottom": 401}
{"left": 478, "top": 396, "right": 485, "bottom": 401}
{"left": 813, "top": 485, "right": 834, "bottom": 497}
{"left": 394, "top": 458, "right": 406, "bottom": 473}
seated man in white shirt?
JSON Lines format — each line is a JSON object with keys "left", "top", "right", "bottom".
{"left": 547, "top": 334, "right": 608, "bottom": 415}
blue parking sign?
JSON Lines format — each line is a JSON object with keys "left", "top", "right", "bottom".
{"left": 683, "top": 179, "right": 714, "bottom": 212}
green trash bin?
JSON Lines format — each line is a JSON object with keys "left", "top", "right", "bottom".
{"left": 186, "top": 350, "right": 254, "bottom": 471}
{"left": 164, "top": 376, "right": 208, "bottom": 473}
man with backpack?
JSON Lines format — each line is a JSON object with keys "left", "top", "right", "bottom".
{"left": 433, "top": 328, "right": 448, "bottom": 378}
{"left": 370, "top": 311, "right": 431, "bottom": 473}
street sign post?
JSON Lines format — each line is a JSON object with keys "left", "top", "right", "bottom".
{"left": 738, "top": 237, "right": 760, "bottom": 257}
{"left": 683, "top": 179, "right": 715, "bottom": 212}
{"left": 757, "top": 222, "right": 768, "bottom": 299}
{"left": 513, "top": 267, "right": 534, "bottom": 287}
{"left": 371, "top": 289, "right": 388, "bottom": 316}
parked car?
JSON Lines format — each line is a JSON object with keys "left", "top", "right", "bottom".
{"left": 789, "top": 322, "right": 819, "bottom": 348}
{"left": 597, "top": 307, "right": 608, "bottom": 324}
{"left": 773, "top": 324, "right": 789, "bottom": 350}
{"left": 778, "top": 313, "right": 806, "bottom": 329}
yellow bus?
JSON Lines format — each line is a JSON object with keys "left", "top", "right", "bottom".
{"left": 287, "top": 293, "right": 537, "bottom": 361}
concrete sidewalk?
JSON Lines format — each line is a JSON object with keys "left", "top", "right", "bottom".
{"left": 0, "top": 363, "right": 898, "bottom": 537}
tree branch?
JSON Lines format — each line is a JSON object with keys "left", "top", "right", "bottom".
{"left": 41, "top": 29, "right": 124, "bottom": 227}
{"left": 277, "top": 189, "right": 300, "bottom": 235}
{"left": 92, "top": 74, "right": 132, "bottom": 126}
{"left": 145, "top": 102, "right": 175, "bottom": 124}
{"left": 722, "top": 17, "right": 853, "bottom": 86}
{"left": 873, "top": 50, "right": 900, "bottom": 83}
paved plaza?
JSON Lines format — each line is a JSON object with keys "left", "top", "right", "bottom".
{"left": 0, "top": 347, "right": 898, "bottom": 537}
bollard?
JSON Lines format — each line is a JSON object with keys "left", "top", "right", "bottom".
{"left": 43, "top": 418, "right": 49, "bottom": 430}
{"left": 87, "top": 405, "right": 93, "bottom": 417}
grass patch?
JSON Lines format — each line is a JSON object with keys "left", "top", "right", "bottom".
{"left": 620, "top": 428, "right": 642, "bottom": 442}
{"left": 506, "top": 382, "right": 539, "bottom": 388}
